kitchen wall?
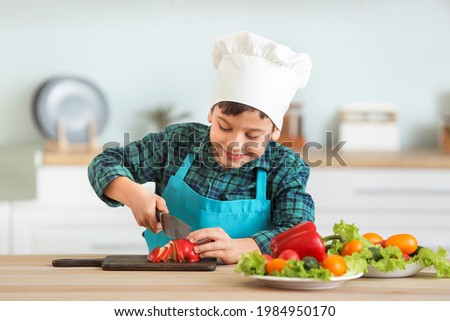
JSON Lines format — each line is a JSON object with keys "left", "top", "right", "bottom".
{"left": 1, "top": 0, "right": 450, "bottom": 148}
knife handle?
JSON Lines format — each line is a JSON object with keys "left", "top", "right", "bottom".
{"left": 155, "top": 210, "right": 163, "bottom": 222}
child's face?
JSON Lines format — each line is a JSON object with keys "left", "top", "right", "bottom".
{"left": 208, "top": 107, "right": 280, "bottom": 169}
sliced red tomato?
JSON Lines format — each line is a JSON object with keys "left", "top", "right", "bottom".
{"left": 148, "top": 239, "right": 199, "bottom": 263}
{"left": 159, "top": 243, "right": 173, "bottom": 262}
{"left": 172, "top": 239, "right": 199, "bottom": 263}
{"left": 148, "top": 243, "right": 174, "bottom": 263}
{"left": 148, "top": 246, "right": 161, "bottom": 263}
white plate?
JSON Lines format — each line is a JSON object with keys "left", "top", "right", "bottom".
{"left": 364, "top": 263, "right": 424, "bottom": 278}
{"left": 33, "top": 76, "right": 108, "bottom": 144}
{"left": 249, "top": 272, "right": 363, "bottom": 290}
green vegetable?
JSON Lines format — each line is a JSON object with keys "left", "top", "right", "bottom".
{"left": 332, "top": 220, "right": 374, "bottom": 248}
{"left": 411, "top": 246, "right": 450, "bottom": 278}
{"left": 302, "top": 256, "right": 319, "bottom": 270}
{"left": 281, "top": 260, "right": 332, "bottom": 281}
{"left": 409, "top": 245, "right": 424, "bottom": 257}
{"left": 235, "top": 251, "right": 266, "bottom": 276}
{"left": 235, "top": 251, "right": 333, "bottom": 281}
{"left": 368, "top": 247, "right": 382, "bottom": 261}
{"left": 324, "top": 220, "right": 450, "bottom": 278}
{"left": 369, "top": 245, "right": 408, "bottom": 271}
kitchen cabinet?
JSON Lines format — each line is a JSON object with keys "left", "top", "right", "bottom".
{"left": 307, "top": 168, "right": 450, "bottom": 251}
{"left": 0, "top": 202, "right": 10, "bottom": 253}
{"left": 10, "top": 166, "right": 149, "bottom": 254}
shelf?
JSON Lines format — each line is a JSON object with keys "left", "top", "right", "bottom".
{"left": 296, "top": 148, "right": 450, "bottom": 168}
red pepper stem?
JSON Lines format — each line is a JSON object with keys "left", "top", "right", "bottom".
{"left": 321, "top": 235, "right": 344, "bottom": 243}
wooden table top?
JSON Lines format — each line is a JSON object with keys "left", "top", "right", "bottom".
{"left": 1, "top": 255, "right": 449, "bottom": 301}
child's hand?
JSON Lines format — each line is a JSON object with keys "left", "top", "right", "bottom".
{"left": 104, "top": 177, "right": 168, "bottom": 233}
{"left": 128, "top": 187, "right": 168, "bottom": 234}
{"left": 187, "top": 228, "right": 260, "bottom": 265}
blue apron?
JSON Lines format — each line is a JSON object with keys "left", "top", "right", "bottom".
{"left": 143, "top": 152, "right": 272, "bottom": 250}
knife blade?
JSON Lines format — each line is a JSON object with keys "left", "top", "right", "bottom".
{"left": 156, "top": 210, "right": 191, "bottom": 239}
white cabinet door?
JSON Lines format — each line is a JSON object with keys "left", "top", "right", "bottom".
{"left": 307, "top": 168, "right": 450, "bottom": 251}
{"left": 0, "top": 202, "right": 11, "bottom": 253}
{"left": 11, "top": 166, "right": 153, "bottom": 254}
{"left": 11, "top": 202, "right": 148, "bottom": 254}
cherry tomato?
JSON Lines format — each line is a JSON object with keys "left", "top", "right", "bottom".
{"left": 385, "top": 234, "right": 418, "bottom": 255}
{"left": 363, "top": 232, "right": 384, "bottom": 245}
{"left": 265, "top": 258, "right": 287, "bottom": 274}
{"left": 321, "top": 255, "right": 347, "bottom": 276}
{"left": 262, "top": 254, "right": 273, "bottom": 262}
{"left": 277, "top": 249, "right": 300, "bottom": 261}
{"left": 341, "top": 239, "right": 364, "bottom": 256}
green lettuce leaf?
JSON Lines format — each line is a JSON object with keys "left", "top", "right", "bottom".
{"left": 235, "top": 251, "right": 265, "bottom": 276}
{"left": 369, "top": 245, "right": 408, "bottom": 272}
{"left": 332, "top": 219, "right": 373, "bottom": 248}
{"left": 279, "top": 259, "right": 332, "bottom": 281}
{"left": 235, "top": 252, "right": 333, "bottom": 281}
{"left": 411, "top": 246, "right": 450, "bottom": 278}
{"left": 344, "top": 247, "right": 371, "bottom": 273}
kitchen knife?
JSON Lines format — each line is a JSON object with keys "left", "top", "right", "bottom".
{"left": 156, "top": 210, "right": 191, "bottom": 239}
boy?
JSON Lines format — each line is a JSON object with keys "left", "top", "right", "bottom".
{"left": 88, "top": 31, "right": 313, "bottom": 264}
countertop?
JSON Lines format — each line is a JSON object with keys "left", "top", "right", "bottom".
{"left": 1, "top": 255, "right": 449, "bottom": 301}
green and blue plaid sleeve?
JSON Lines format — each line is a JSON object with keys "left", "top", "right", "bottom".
{"left": 87, "top": 130, "right": 167, "bottom": 207}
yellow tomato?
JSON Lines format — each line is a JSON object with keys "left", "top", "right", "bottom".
{"left": 321, "top": 255, "right": 347, "bottom": 276}
{"left": 265, "top": 258, "right": 287, "bottom": 274}
{"left": 363, "top": 232, "right": 384, "bottom": 245}
{"left": 341, "top": 239, "right": 364, "bottom": 256}
{"left": 385, "top": 234, "right": 418, "bottom": 255}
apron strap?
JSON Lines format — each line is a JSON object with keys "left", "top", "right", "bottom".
{"left": 256, "top": 168, "right": 267, "bottom": 201}
{"left": 175, "top": 152, "right": 195, "bottom": 179}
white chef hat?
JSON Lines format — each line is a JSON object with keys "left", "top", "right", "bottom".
{"left": 211, "top": 31, "right": 312, "bottom": 130}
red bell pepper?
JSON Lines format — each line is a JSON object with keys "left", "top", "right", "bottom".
{"left": 270, "top": 222, "right": 327, "bottom": 262}
{"left": 271, "top": 221, "right": 316, "bottom": 245}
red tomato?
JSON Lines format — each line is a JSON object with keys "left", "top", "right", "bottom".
{"left": 172, "top": 239, "right": 199, "bottom": 262}
{"left": 148, "top": 239, "right": 199, "bottom": 263}
{"left": 148, "top": 242, "right": 174, "bottom": 263}
{"left": 148, "top": 246, "right": 161, "bottom": 263}
{"left": 262, "top": 254, "right": 273, "bottom": 262}
{"left": 277, "top": 249, "right": 300, "bottom": 261}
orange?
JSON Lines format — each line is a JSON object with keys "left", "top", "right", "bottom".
{"left": 321, "top": 255, "right": 347, "bottom": 276}
{"left": 265, "top": 258, "right": 287, "bottom": 274}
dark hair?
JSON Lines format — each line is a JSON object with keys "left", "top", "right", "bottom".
{"left": 211, "top": 101, "right": 269, "bottom": 120}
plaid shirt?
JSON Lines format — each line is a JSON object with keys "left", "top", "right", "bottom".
{"left": 88, "top": 122, "right": 315, "bottom": 254}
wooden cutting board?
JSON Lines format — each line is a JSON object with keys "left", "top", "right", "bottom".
{"left": 52, "top": 255, "right": 217, "bottom": 271}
